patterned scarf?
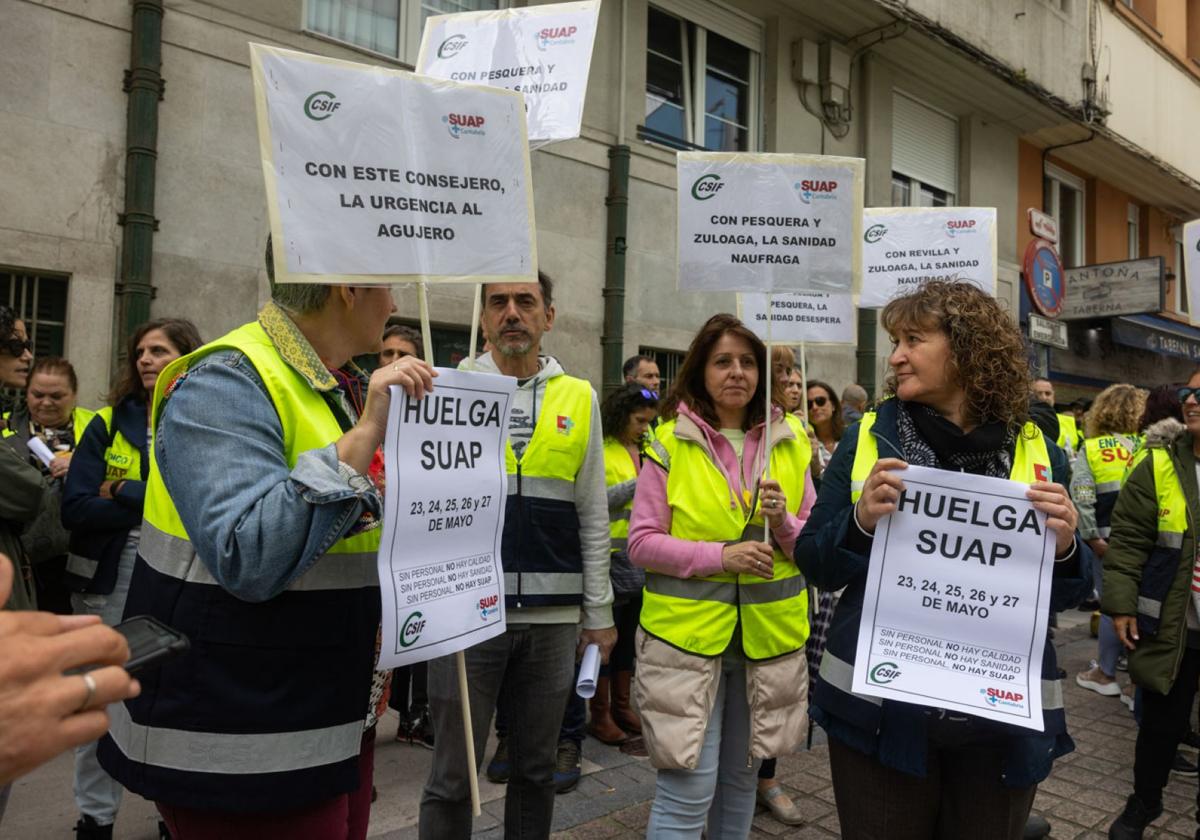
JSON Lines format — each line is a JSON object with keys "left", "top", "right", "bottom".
{"left": 895, "top": 400, "right": 1014, "bottom": 479}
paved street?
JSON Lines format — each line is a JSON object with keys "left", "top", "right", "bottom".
{"left": 5, "top": 610, "right": 1197, "bottom": 838}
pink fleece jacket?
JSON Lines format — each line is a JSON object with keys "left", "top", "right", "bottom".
{"left": 628, "top": 403, "right": 815, "bottom": 578}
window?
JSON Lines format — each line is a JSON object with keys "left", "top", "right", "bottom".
{"left": 0, "top": 269, "right": 69, "bottom": 357}
{"left": 891, "top": 92, "right": 958, "bottom": 207}
{"left": 1043, "top": 163, "right": 1085, "bottom": 268}
{"left": 638, "top": 346, "right": 684, "bottom": 393}
{"left": 306, "top": 0, "right": 501, "bottom": 64}
{"left": 891, "top": 173, "right": 953, "bottom": 207}
{"left": 1127, "top": 204, "right": 1141, "bottom": 259}
{"left": 643, "top": 4, "right": 760, "bottom": 151}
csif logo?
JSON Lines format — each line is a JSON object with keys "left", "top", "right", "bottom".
{"left": 437, "top": 34, "right": 468, "bottom": 59}
{"left": 691, "top": 173, "right": 724, "bottom": 201}
{"left": 536, "top": 24, "right": 578, "bottom": 51}
{"left": 946, "top": 218, "right": 977, "bottom": 237}
{"left": 479, "top": 594, "right": 499, "bottom": 620}
{"left": 304, "top": 90, "right": 340, "bottom": 121}
{"left": 864, "top": 223, "right": 887, "bottom": 244}
{"left": 443, "top": 112, "right": 486, "bottom": 139}
{"left": 794, "top": 179, "right": 838, "bottom": 205}
{"left": 868, "top": 661, "right": 901, "bottom": 684}
{"left": 399, "top": 611, "right": 426, "bottom": 647}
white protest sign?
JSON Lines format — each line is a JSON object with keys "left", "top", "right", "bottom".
{"left": 1186, "top": 219, "right": 1200, "bottom": 325}
{"left": 852, "top": 465, "right": 1056, "bottom": 731}
{"left": 739, "top": 292, "right": 857, "bottom": 345}
{"left": 677, "top": 152, "right": 864, "bottom": 294}
{"left": 860, "top": 207, "right": 997, "bottom": 308}
{"left": 378, "top": 368, "right": 516, "bottom": 668}
{"left": 249, "top": 43, "right": 536, "bottom": 285}
{"left": 417, "top": 0, "right": 600, "bottom": 148}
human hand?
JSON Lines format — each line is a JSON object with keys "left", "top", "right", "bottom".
{"left": 1026, "top": 481, "right": 1078, "bottom": 557}
{"left": 853, "top": 458, "right": 909, "bottom": 533}
{"left": 721, "top": 541, "right": 774, "bottom": 579}
{"left": 758, "top": 479, "right": 789, "bottom": 530}
{"left": 98, "top": 480, "right": 115, "bottom": 500}
{"left": 1086, "top": 537, "right": 1108, "bottom": 559}
{"left": 48, "top": 453, "right": 72, "bottom": 480}
{"left": 338, "top": 357, "right": 437, "bottom": 473}
{"left": 1114, "top": 615, "right": 1139, "bottom": 650}
{"left": 578, "top": 626, "right": 617, "bottom": 664}
{"left": 0, "top": 554, "right": 140, "bottom": 785}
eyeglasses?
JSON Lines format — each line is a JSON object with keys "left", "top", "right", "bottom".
{"left": 0, "top": 337, "right": 31, "bottom": 358}
{"left": 808, "top": 396, "right": 829, "bottom": 408}
{"left": 1177, "top": 387, "right": 1200, "bottom": 404}
{"left": 640, "top": 388, "right": 658, "bottom": 400}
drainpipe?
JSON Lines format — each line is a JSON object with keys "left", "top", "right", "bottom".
{"left": 600, "top": 145, "right": 631, "bottom": 399}
{"left": 116, "top": 0, "right": 165, "bottom": 353}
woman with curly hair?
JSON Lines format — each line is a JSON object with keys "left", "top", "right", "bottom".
{"left": 1072, "top": 383, "right": 1148, "bottom": 699}
{"left": 796, "top": 281, "right": 1091, "bottom": 839}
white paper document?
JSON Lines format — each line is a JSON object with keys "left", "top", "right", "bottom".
{"left": 378, "top": 368, "right": 516, "bottom": 668}
{"left": 852, "top": 465, "right": 1057, "bottom": 730}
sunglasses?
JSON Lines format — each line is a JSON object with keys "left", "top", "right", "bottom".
{"left": 0, "top": 337, "right": 31, "bottom": 358}
{"left": 808, "top": 396, "right": 829, "bottom": 408}
{"left": 640, "top": 388, "right": 658, "bottom": 400}
{"left": 1177, "top": 387, "right": 1200, "bottom": 404}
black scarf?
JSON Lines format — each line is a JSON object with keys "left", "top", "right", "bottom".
{"left": 895, "top": 401, "right": 1013, "bottom": 479}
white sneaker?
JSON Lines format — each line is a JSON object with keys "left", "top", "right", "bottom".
{"left": 1121, "top": 682, "right": 1135, "bottom": 711}
{"left": 1076, "top": 664, "right": 1121, "bottom": 696}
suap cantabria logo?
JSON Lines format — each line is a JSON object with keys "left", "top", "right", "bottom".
{"left": 691, "top": 173, "right": 724, "bottom": 201}
{"left": 536, "top": 24, "right": 578, "bottom": 51}
{"left": 946, "top": 218, "right": 977, "bottom": 238}
{"left": 304, "top": 91, "right": 340, "bottom": 121}
{"left": 437, "top": 34, "right": 468, "bottom": 59}
{"left": 868, "top": 661, "right": 901, "bottom": 684}
{"left": 864, "top": 223, "right": 887, "bottom": 243}
{"left": 794, "top": 179, "right": 838, "bottom": 205}
{"left": 443, "top": 112, "right": 486, "bottom": 139}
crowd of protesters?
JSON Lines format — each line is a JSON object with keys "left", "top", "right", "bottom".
{"left": 2, "top": 269, "right": 1200, "bottom": 840}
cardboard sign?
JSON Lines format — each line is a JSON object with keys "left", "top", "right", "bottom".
{"left": 860, "top": 207, "right": 997, "bottom": 308}
{"left": 378, "top": 369, "right": 516, "bottom": 668}
{"left": 739, "top": 292, "right": 857, "bottom": 345}
{"left": 250, "top": 43, "right": 536, "bottom": 284}
{"left": 417, "top": 0, "right": 600, "bottom": 148}
{"left": 852, "top": 465, "right": 1056, "bottom": 731}
{"left": 677, "top": 152, "right": 864, "bottom": 294}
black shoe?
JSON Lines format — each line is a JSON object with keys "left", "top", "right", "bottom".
{"left": 1024, "top": 814, "right": 1051, "bottom": 839}
{"left": 73, "top": 816, "right": 113, "bottom": 840}
{"left": 1172, "top": 752, "right": 1198, "bottom": 777}
{"left": 1078, "top": 597, "right": 1100, "bottom": 611}
{"left": 394, "top": 707, "right": 414, "bottom": 742}
{"left": 158, "top": 820, "right": 172, "bottom": 840}
{"left": 553, "top": 739, "right": 581, "bottom": 794}
{"left": 407, "top": 704, "right": 435, "bottom": 750}
{"left": 1108, "top": 794, "right": 1164, "bottom": 839}
{"left": 485, "top": 736, "right": 510, "bottom": 784}
{"left": 1184, "top": 729, "right": 1200, "bottom": 750}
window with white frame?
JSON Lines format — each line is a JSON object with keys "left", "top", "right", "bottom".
{"left": 891, "top": 92, "right": 957, "bottom": 207}
{"left": 305, "top": 0, "right": 501, "bottom": 65}
{"left": 1127, "top": 203, "right": 1140, "bottom": 259}
{"left": 643, "top": 2, "right": 761, "bottom": 152}
{"left": 0, "top": 269, "right": 69, "bottom": 357}
{"left": 1043, "top": 164, "right": 1085, "bottom": 268}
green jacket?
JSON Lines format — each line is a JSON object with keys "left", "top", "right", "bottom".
{"left": 0, "top": 440, "right": 47, "bottom": 610}
{"left": 1103, "top": 418, "right": 1195, "bottom": 695}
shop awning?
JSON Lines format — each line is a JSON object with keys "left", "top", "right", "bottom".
{"left": 1112, "top": 314, "right": 1200, "bottom": 361}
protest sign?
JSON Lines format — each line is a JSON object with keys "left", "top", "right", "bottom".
{"left": 739, "top": 292, "right": 856, "bottom": 345}
{"left": 1186, "top": 219, "right": 1200, "bottom": 324}
{"left": 249, "top": 43, "right": 536, "bottom": 285}
{"left": 417, "top": 0, "right": 600, "bottom": 147}
{"left": 378, "top": 368, "right": 516, "bottom": 669}
{"left": 860, "top": 207, "right": 997, "bottom": 308}
{"left": 852, "top": 465, "right": 1056, "bottom": 731}
{"left": 677, "top": 152, "right": 864, "bottom": 294}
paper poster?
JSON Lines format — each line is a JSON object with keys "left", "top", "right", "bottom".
{"left": 852, "top": 465, "right": 1056, "bottom": 731}
{"left": 417, "top": 0, "right": 600, "bottom": 147}
{"left": 1186, "top": 219, "right": 1200, "bottom": 325}
{"left": 739, "top": 292, "right": 857, "bottom": 345}
{"left": 860, "top": 207, "right": 998, "bottom": 308}
{"left": 249, "top": 43, "right": 536, "bottom": 285}
{"left": 677, "top": 152, "right": 864, "bottom": 294}
{"left": 378, "top": 368, "right": 516, "bottom": 668}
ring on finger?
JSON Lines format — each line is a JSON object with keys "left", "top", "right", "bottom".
{"left": 78, "top": 672, "right": 97, "bottom": 713}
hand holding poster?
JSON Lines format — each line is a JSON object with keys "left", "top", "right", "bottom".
{"left": 378, "top": 368, "right": 516, "bottom": 669}
{"left": 249, "top": 43, "right": 536, "bottom": 285}
{"left": 860, "top": 207, "right": 997, "bottom": 308}
{"left": 852, "top": 465, "right": 1056, "bottom": 730}
{"left": 1186, "top": 219, "right": 1200, "bottom": 324}
{"left": 677, "top": 152, "right": 864, "bottom": 294}
{"left": 417, "top": 0, "right": 600, "bottom": 147}
{"left": 739, "top": 292, "right": 857, "bottom": 345}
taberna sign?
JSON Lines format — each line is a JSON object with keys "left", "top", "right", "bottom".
{"left": 1059, "top": 257, "right": 1164, "bottom": 321}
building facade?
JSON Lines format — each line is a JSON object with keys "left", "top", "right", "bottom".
{"left": 2, "top": 0, "right": 1198, "bottom": 405}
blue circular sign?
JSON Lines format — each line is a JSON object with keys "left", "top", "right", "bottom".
{"left": 1023, "top": 239, "right": 1065, "bottom": 318}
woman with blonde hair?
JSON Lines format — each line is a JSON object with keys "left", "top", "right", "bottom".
{"left": 1072, "top": 383, "right": 1148, "bottom": 699}
{"left": 796, "top": 281, "right": 1089, "bottom": 839}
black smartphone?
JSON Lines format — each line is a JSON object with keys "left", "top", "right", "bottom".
{"left": 114, "top": 615, "right": 191, "bottom": 674}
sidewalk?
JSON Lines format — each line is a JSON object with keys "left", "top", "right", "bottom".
{"left": 4, "top": 609, "right": 1196, "bottom": 838}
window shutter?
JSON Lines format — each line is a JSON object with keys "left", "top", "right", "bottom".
{"left": 650, "top": 0, "right": 762, "bottom": 52}
{"left": 892, "top": 91, "right": 959, "bottom": 195}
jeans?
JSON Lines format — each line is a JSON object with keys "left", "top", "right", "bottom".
{"left": 1091, "top": 549, "right": 1122, "bottom": 677}
{"left": 646, "top": 658, "right": 759, "bottom": 839}
{"left": 420, "top": 623, "right": 576, "bottom": 839}
{"left": 69, "top": 537, "right": 136, "bottom": 824}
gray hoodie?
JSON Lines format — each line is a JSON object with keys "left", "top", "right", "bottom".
{"left": 469, "top": 352, "right": 614, "bottom": 629}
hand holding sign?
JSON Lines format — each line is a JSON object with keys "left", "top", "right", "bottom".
{"left": 855, "top": 458, "right": 910, "bottom": 533}
{"left": 722, "top": 541, "right": 774, "bottom": 579}
{"left": 338, "top": 355, "right": 437, "bottom": 475}
{"left": 1025, "top": 481, "right": 1078, "bottom": 556}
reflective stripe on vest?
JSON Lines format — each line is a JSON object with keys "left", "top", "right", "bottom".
{"left": 639, "top": 415, "right": 811, "bottom": 660}
{"left": 603, "top": 437, "right": 637, "bottom": 553}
